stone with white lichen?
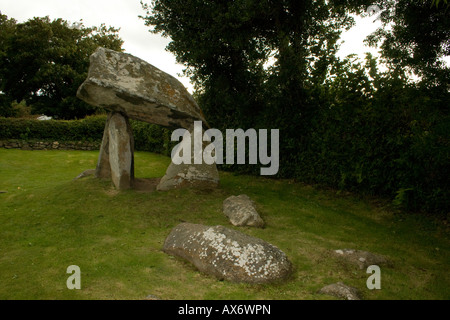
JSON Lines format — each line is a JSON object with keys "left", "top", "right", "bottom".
{"left": 76, "top": 47, "right": 206, "bottom": 129}
{"left": 318, "top": 282, "right": 362, "bottom": 300}
{"left": 162, "top": 223, "right": 292, "bottom": 284}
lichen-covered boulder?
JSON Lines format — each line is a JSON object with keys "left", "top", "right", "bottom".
{"left": 318, "top": 282, "right": 362, "bottom": 300}
{"left": 223, "top": 194, "right": 264, "bottom": 228}
{"left": 163, "top": 223, "right": 292, "bottom": 284}
{"left": 76, "top": 47, "right": 206, "bottom": 129}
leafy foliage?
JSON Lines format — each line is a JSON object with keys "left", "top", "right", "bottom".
{"left": 142, "top": 1, "right": 449, "bottom": 214}
{"left": 0, "top": 116, "right": 172, "bottom": 155}
{"left": 0, "top": 14, "right": 123, "bottom": 119}
{"left": 365, "top": 0, "right": 450, "bottom": 87}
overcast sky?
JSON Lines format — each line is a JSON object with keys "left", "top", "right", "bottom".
{"left": 0, "top": 0, "right": 383, "bottom": 93}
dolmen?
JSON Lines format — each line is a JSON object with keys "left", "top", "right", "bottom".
{"left": 77, "top": 47, "right": 219, "bottom": 190}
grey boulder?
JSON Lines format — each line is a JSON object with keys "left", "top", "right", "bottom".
{"left": 163, "top": 223, "right": 292, "bottom": 284}
{"left": 77, "top": 47, "right": 206, "bottom": 129}
{"left": 223, "top": 194, "right": 264, "bottom": 228}
{"left": 318, "top": 282, "right": 362, "bottom": 300}
{"left": 156, "top": 124, "right": 219, "bottom": 191}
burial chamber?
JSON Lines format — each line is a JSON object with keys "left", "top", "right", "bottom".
{"left": 76, "top": 47, "right": 219, "bottom": 191}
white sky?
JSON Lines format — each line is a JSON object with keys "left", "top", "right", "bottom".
{"left": 0, "top": 0, "right": 385, "bottom": 93}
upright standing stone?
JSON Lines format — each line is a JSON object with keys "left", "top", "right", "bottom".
{"left": 95, "top": 113, "right": 113, "bottom": 179}
{"left": 157, "top": 124, "right": 219, "bottom": 191}
{"left": 94, "top": 111, "right": 134, "bottom": 190}
{"left": 108, "top": 112, "right": 134, "bottom": 190}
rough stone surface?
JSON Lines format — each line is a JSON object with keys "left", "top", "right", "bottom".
{"left": 73, "top": 169, "right": 96, "bottom": 180}
{"left": 333, "top": 249, "right": 389, "bottom": 270}
{"left": 163, "top": 223, "right": 292, "bottom": 284}
{"left": 157, "top": 126, "right": 219, "bottom": 191}
{"left": 77, "top": 47, "right": 219, "bottom": 191}
{"left": 318, "top": 282, "right": 362, "bottom": 300}
{"left": 223, "top": 194, "right": 264, "bottom": 228}
{"left": 95, "top": 113, "right": 113, "bottom": 179}
{"left": 108, "top": 112, "right": 134, "bottom": 190}
{"left": 77, "top": 47, "right": 206, "bottom": 129}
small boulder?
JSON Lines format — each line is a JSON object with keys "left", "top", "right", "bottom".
{"left": 163, "top": 223, "right": 292, "bottom": 284}
{"left": 318, "top": 282, "right": 362, "bottom": 300}
{"left": 223, "top": 194, "right": 264, "bottom": 228}
{"left": 333, "top": 249, "right": 389, "bottom": 270}
{"left": 73, "top": 169, "right": 96, "bottom": 180}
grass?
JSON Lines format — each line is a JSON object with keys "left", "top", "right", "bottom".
{"left": 0, "top": 148, "right": 448, "bottom": 300}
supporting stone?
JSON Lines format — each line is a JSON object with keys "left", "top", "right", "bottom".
{"left": 95, "top": 112, "right": 134, "bottom": 190}
{"left": 95, "top": 112, "right": 112, "bottom": 179}
{"left": 157, "top": 124, "right": 219, "bottom": 191}
{"left": 108, "top": 112, "right": 135, "bottom": 190}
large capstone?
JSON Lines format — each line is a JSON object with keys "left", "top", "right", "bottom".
{"left": 163, "top": 223, "right": 293, "bottom": 284}
{"left": 77, "top": 47, "right": 206, "bottom": 129}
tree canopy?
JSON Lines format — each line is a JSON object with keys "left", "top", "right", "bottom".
{"left": 141, "top": 0, "right": 449, "bottom": 214}
{"left": 141, "top": 0, "right": 372, "bottom": 129}
{"left": 0, "top": 14, "right": 123, "bottom": 119}
{"left": 365, "top": 0, "right": 450, "bottom": 88}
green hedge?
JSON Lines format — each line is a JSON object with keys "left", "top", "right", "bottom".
{"left": 0, "top": 116, "right": 106, "bottom": 142}
{"left": 0, "top": 116, "right": 173, "bottom": 155}
{"left": 200, "top": 74, "right": 449, "bottom": 215}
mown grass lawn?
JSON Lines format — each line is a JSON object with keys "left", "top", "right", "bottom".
{"left": 0, "top": 148, "right": 448, "bottom": 300}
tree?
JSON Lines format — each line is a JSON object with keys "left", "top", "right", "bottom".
{"left": 141, "top": 0, "right": 449, "bottom": 213}
{"left": 0, "top": 14, "right": 123, "bottom": 119}
{"left": 140, "top": 0, "right": 374, "bottom": 176}
{"left": 365, "top": 0, "right": 450, "bottom": 88}
{"left": 0, "top": 13, "right": 17, "bottom": 117}
{"left": 140, "top": 0, "right": 371, "bottom": 130}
